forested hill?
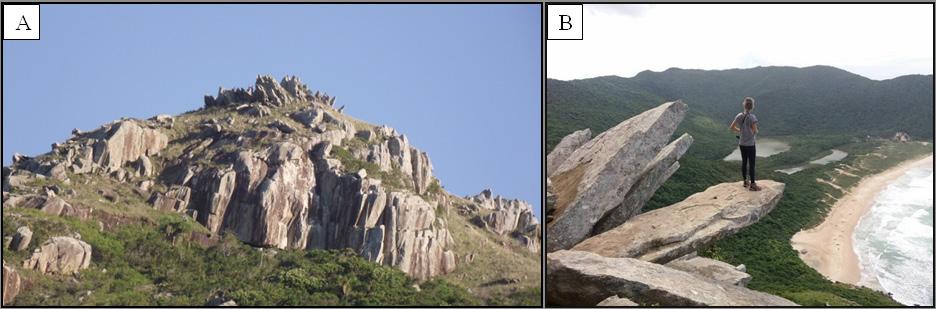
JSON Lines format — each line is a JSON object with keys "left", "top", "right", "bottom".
{"left": 547, "top": 65, "right": 934, "bottom": 154}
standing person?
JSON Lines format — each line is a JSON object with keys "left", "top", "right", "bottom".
{"left": 729, "top": 97, "right": 760, "bottom": 191}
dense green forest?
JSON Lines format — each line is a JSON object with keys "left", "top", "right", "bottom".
{"left": 547, "top": 65, "right": 935, "bottom": 306}
{"left": 547, "top": 65, "right": 934, "bottom": 152}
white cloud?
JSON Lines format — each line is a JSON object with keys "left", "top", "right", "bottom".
{"left": 548, "top": 4, "right": 934, "bottom": 81}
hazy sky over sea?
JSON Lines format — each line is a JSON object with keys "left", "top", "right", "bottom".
{"left": 2, "top": 4, "right": 542, "bottom": 215}
{"left": 548, "top": 4, "right": 934, "bottom": 80}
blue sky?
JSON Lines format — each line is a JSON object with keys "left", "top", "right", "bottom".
{"left": 2, "top": 4, "right": 541, "bottom": 216}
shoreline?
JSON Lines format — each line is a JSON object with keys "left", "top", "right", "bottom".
{"left": 790, "top": 154, "right": 934, "bottom": 287}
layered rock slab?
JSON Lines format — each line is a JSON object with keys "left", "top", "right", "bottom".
{"left": 547, "top": 101, "right": 688, "bottom": 252}
{"left": 546, "top": 250, "right": 797, "bottom": 306}
{"left": 591, "top": 133, "right": 693, "bottom": 235}
{"left": 665, "top": 253, "right": 751, "bottom": 287}
{"left": 572, "top": 180, "right": 785, "bottom": 264}
{"left": 546, "top": 128, "right": 591, "bottom": 177}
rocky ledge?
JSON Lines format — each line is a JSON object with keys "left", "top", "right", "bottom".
{"left": 572, "top": 181, "right": 784, "bottom": 263}
{"left": 547, "top": 250, "right": 797, "bottom": 306}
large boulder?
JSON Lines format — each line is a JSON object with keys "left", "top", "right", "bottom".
{"left": 11, "top": 226, "right": 32, "bottom": 251}
{"left": 546, "top": 128, "right": 591, "bottom": 177}
{"left": 665, "top": 253, "right": 752, "bottom": 287}
{"left": 547, "top": 101, "right": 688, "bottom": 252}
{"left": 547, "top": 250, "right": 797, "bottom": 306}
{"left": 22, "top": 236, "right": 93, "bottom": 275}
{"left": 92, "top": 120, "right": 169, "bottom": 172}
{"left": 591, "top": 133, "right": 693, "bottom": 235}
{"left": 2, "top": 261, "right": 20, "bottom": 305}
{"left": 572, "top": 181, "right": 785, "bottom": 263}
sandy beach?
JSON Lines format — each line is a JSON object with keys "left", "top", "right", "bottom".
{"left": 791, "top": 154, "right": 934, "bottom": 286}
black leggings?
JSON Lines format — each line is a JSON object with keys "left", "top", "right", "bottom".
{"left": 740, "top": 145, "right": 756, "bottom": 183}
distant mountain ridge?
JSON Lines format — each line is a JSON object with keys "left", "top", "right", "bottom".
{"left": 547, "top": 65, "right": 934, "bottom": 154}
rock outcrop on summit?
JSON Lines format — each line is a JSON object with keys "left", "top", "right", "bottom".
{"left": 547, "top": 101, "right": 689, "bottom": 252}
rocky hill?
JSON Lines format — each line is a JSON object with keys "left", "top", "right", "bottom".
{"left": 546, "top": 101, "right": 795, "bottom": 306}
{"left": 1, "top": 75, "right": 540, "bottom": 306}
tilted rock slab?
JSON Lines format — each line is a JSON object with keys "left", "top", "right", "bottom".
{"left": 572, "top": 180, "right": 784, "bottom": 264}
{"left": 547, "top": 101, "right": 687, "bottom": 252}
{"left": 546, "top": 128, "right": 591, "bottom": 177}
{"left": 591, "top": 133, "right": 693, "bottom": 235}
{"left": 23, "top": 236, "right": 92, "bottom": 275}
{"left": 2, "top": 260, "right": 21, "bottom": 305}
{"left": 547, "top": 250, "right": 797, "bottom": 306}
{"left": 665, "top": 253, "right": 752, "bottom": 287}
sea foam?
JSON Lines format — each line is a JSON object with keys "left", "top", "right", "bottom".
{"left": 853, "top": 165, "right": 934, "bottom": 306}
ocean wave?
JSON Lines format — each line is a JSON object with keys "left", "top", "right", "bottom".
{"left": 853, "top": 165, "right": 934, "bottom": 306}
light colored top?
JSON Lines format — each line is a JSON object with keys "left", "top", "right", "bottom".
{"left": 734, "top": 112, "right": 758, "bottom": 146}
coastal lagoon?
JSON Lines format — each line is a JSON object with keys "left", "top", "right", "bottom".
{"left": 854, "top": 164, "right": 934, "bottom": 306}
{"left": 776, "top": 149, "right": 848, "bottom": 175}
{"left": 723, "top": 138, "right": 791, "bottom": 161}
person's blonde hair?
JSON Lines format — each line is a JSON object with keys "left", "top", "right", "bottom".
{"left": 743, "top": 97, "right": 755, "bottom": 112}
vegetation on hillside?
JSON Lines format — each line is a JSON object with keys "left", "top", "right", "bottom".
{"left": 2, "top": 196, "right": 482, "bottom": 306}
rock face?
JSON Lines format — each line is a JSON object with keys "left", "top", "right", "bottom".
{"left": 2, "top": 261, "right": 20, "bottom": 305}
{"left": 212, "top": 142, "right": 317, "bottom": 249}
{"left": 591, "top": 133, "right": 693, "bottom": 235}
{"left": 547, "top": 101, "right": 688, "bottom": 252}
{"left": 184, "top": 141, "right": 455, "bottom": 280}
{"left": 572, "top": 181, "right": 785, "bottom": 263}
{"left": 665, "top": 253, "right": 752, "bottom": 287}
{"left": 23, "top": 236, "right": 93, "bottom": 275}
{"left": 11, "top": 226, "right": 32, "bottom": 251}
{"left": 546, "top": 128, "right": 591, "bottom": 177}
{"left": 547, "top": 250, "right": 797, "bottom": 306}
